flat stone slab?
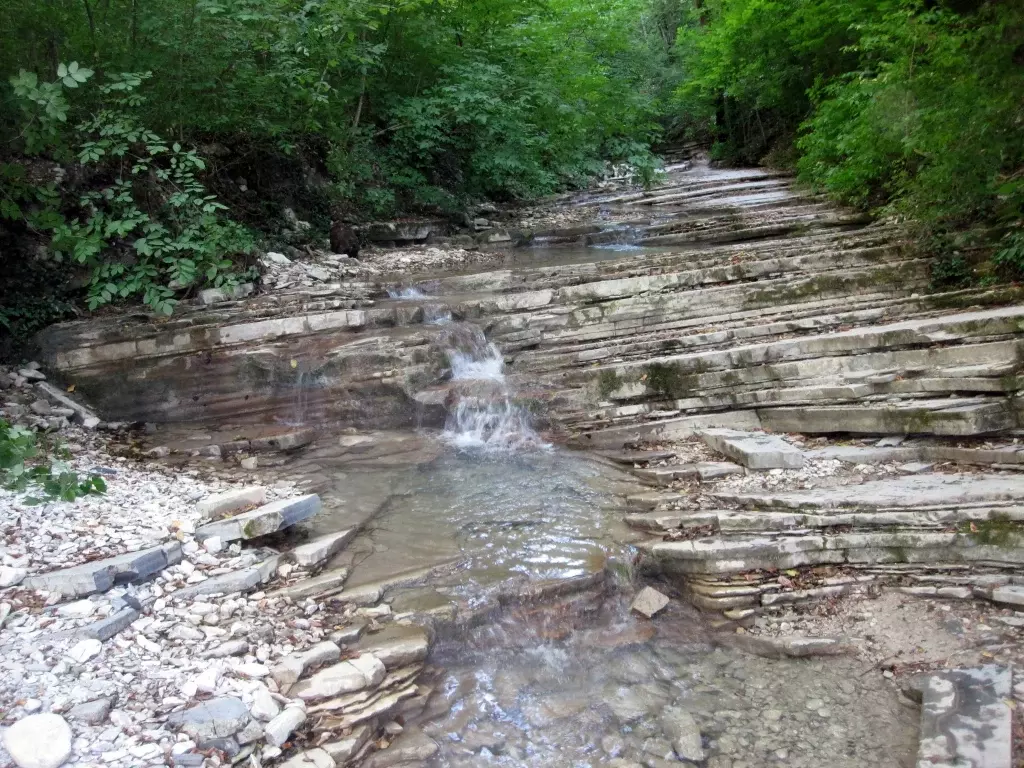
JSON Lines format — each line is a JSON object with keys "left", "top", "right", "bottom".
{"left": 985, "top": 585, "right": 1024, "bottom": 609}
{"left": 601, "top": 450, "right": 677, "bottom": 466}
{"left": 699, "top": 428, "right": 804, "bottom": 469}
{"left": 269, "top": 567, "right": 349, "bottom": 601}
{"left": 195, "top": 495, "right": 321, "bottom": 543}
{"left": 715, "top": 473, "right": 1024, "bottom": 511}
{"left": 24, "top": 542, "right": 182, "bottom": 597}
{"left": 173, "top": 556, "right": 279, "bottom": 599}
{"left": 167, "top": 696, "right": 251, "bottom": 748}
{"left": 197, "top": 487, "right": 267, "bottom": 520}
{"left": 917, "top": 666, "right": 1011, "bottom": 768}
{"left": 634, "top": 462, "right": 743, "bottom": 485}
{"left": 631, "top": 586, "right": 670, "bottom": 618}
{"left": 759, "top": 398, "right": 1015, "bottom": 437}
{"left": 291, "top": 530, "right": 355, "bottom": 568}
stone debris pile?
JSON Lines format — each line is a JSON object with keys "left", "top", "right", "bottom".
{"left": 0, "top": 393, "right": 440, "bottom": 768}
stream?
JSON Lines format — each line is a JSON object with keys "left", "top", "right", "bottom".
{"left": 286, "top": 280, "right": 920, "bottom": 767}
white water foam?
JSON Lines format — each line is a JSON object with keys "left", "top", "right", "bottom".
{"left": 440, "top": 325, "right": 548, "bottom": 452}
{"left": 388, "top": 286, "right": 427, "bottom": 299}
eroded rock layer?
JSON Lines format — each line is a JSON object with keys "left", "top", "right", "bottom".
{"left": 36, "top": 160, "right": 1024, "bottom": 440}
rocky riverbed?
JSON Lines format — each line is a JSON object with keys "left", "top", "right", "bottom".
{"left": 7, "top": 152, "right": 1024, "bottom": 768}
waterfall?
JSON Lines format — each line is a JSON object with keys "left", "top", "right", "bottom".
{"left": 440, "top": 325, "right": 547, "bottom": 452}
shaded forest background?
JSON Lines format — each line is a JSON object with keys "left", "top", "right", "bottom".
{"left": 1, "top": 0, "right": 1021, "bottom": 344}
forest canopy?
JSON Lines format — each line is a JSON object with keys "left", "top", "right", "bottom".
{"left": 1, "top": 0, "right": 1021, "bottom": 335}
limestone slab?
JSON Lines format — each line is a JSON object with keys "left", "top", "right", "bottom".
{"left": 172, "top": 556, "right": 279, "bottom": 599}
{"left": 291, "top": 530, "right": 355, "bottom": 568}
{"left": 699, "top": 428, "right": 804, "bottom": 469}
{"left": 167, "top": 696, "right": 250, "bottom": 748}
{"left": 196, "top": 487, "right": 267, "bottom": 520}
{"left": 24, "top": 542, "right": 182, "bottom": 597}
{"left": 759, "top": 398, "right": 1015, "bottom": 437}
{"left": 716, "top": 473, "right": 1024, "bottom": 511}
{"left": 269, "top": 567, "right": 349, "bottom": 601}
{"left": 195, "top": 495, "right": 321, "bottom": 543}
{"left": 291, "top": 654, "right": 385, "bottom": 701}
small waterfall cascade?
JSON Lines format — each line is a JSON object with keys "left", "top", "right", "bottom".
{"left": 439, "top": 324, "right": 547, "bottom": 451}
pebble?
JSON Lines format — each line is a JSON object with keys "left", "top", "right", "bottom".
{"left": 2, "top": 713, "right": 73, "bottom": 768}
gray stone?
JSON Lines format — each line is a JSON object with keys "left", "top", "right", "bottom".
{"left": 721, "top": 634, "right": 849, "bottom": 660}
{"left": 249, "top": 685, "right": 280, "bottom": 722}
{"left": 630, "top": 587, "right": 670, "bottom": 618}
{"left": 196, "top": 487, "right": 267, "bottom": 520}
{"left": 204, "top": 639, "right": 249, "bottom": 658}
{"left": 167, "top": 697, "right": 250, "bottom": 748}
{"left": 34, "top": 382, "right": 101, "bottom": 427}
{"left": 322, "top": 724, "right": 373, "bottom": 765}
{"left": 269, "top": 567, "right": 349, "bottom": 601}
{"left": 759, "top": 398, "right": 1015, "bottom": 437}
{"left": 67, "top": 697, "right": 113, "bottom": 725}
{"left": 699, "top": 428, "right": 804, "bottom": 470}
{"left": 80, "top": 606, "right": 140, "bottom": 641}
{"left": 264, "top": 705, "right": 306, "bottom": 747}
{"left": 2, "top": 713, "right": 73, "bottom": 768}
{"left": 195, "top": 495, "right": 321, "bottom": 543}
{"left": 364, "top": 728, "right": 438, "bottom": 767}
{"left": 269, "top": 641, "right": 341, "bottom": 692}
{"left": 0, "top": 566, "right": 27, "bottom": 588}
{"left": 291, "top": 530, "right": 355, "bottom": 568}
{"left": 172, "top": 556, "right": 279, "bottom": 599}
{"left": 986, "top": 585, "right": 1024, "bottom": 609}
{"left": 196, "top": 283, "right": 254, "bottom": 306}
{"left": 661, "top": 706, "right": 704, "bottom": 762}
{"left": 716, "top": 472, "right": 1024, "bottom": 511}
{"left": 357, "top": 625, "right": 430, "bottom": 669}
{"left": 917, "top": 666, "right": 1011, "bottom": 768}
{"left": 292, "top": 654, "right": 385, "bottom": 701}
{"left": 24, "top": 542, "right": 182, "bottom": 597}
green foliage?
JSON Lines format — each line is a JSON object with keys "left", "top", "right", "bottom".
{"left": 672, "top": 0, "right": 1024, "bottom": 281}
{"left": 0, "top": 419, "right": 106, "bottom": 503}
{"left": 3, "top": 68, "right": 256, "bottom": 316}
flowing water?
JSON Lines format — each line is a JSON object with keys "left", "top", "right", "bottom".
{"left": 298, "top": 326, "right": 920, "bottom": 768}
{"left": 421, "top": 598, "right": 919, "bottom": 768}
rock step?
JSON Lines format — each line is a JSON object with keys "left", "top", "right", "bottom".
{"left": 23, "top": 542, "right": 182, "bottom": 598}
{"left": 700, "top": 429, "right": 803, "bottom": 469}
{"left": 575, "top": 305, "right": 1024, "bottom": 394}
{"left": 625, "top": 504, "right": 1024, "bottom": 535}
{"left": 716, "top": 473, "right": 1024, "bottom": 511}
{"left": 643, "top": 530, "right": 1024, "bottom": 576}
{"left": 632, "top": 461, "right": 743, "bottom": 485}
{"left": 806, "top": 443, "right": 1024, "bottom": 467}
{"left": 759, "top": 398, "right": 1017, "bottom": 436}
{"left": 917, "top": 666, "right": 1011, "bottom": 768}
{"left": 195, "top": 495, "right": 322, "bottom": 543}
{"left": 512, "top": 292, "right": 925, "bottom": 367}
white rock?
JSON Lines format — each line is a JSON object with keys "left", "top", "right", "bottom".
{"left": 250, "top": 685, "right": 281, "bottom": 722}
{"left": 204, "top": 536, "right": 223, "bottom": 555}
{"left": 0, "top": 566, "right": 27, "bottom": 588}
{"left": 630, "top": 586, "right": 670, "bottom": 619}
{"left": 236, "top": 663, "right": 269, "bottom": 678}
{"left": 67, "top": 639, "right": 102, "bottom": 664}
{"left": 56, "top": 600, "right": 96, "bottom": 619}
{"left": 3, "top": 713, "right": 73, "bottom": 768}
{"left": 195, "top": 666, "right": 220, "bottom": 694}
{"left": 265, "top": 705, "right": 306, "bottom": 747}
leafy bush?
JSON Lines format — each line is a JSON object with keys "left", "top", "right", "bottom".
{"left": 3, "top": 68, "right": 256, "bottom": 316}
{"left": 672, "top": 0, "right": 1024, "bottom": 283}
{"left": 0, "top": 419, "right": 106, "bottom": 503}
